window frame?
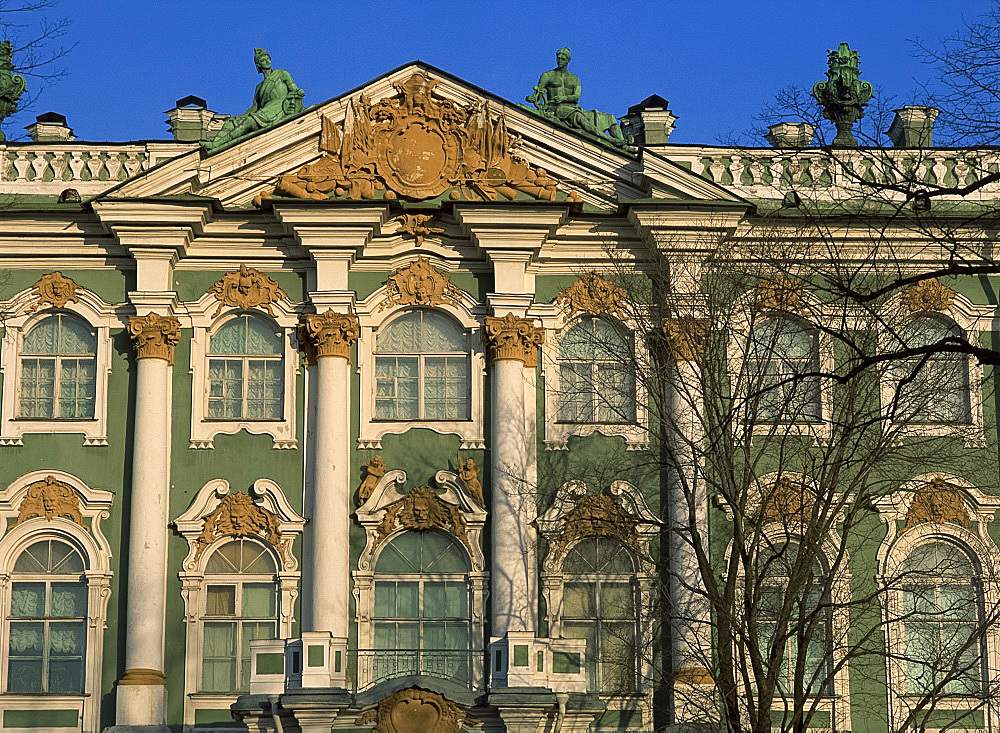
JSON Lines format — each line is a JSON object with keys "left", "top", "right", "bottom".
{"left": 18, "top": 313, "right": 98, "bottom": 421}
{"left": 187, "top": 296, "right": 300, "bottom": 450}
{"left": 356, "top": 285, "right": 486, "bottom": 450}
{"left": 0, "top": 287, "right": 118, "bottom": 447}
{"left": 206, "top": 313, "right": 284, "bottom": 423}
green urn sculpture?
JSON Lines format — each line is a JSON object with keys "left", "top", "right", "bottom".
{"left": 811, "top": 43, "right": 873, "bottom": 147}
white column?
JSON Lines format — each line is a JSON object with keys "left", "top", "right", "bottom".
{"left": 300, "top": 311, "right": 358, "bottom": 638}
{"left": 117, "top": 313, "right": 179, "bottom": 729}
{"left": 485, "top": 314, "right": 544, "bottom": 635}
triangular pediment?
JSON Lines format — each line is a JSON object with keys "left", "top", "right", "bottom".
{"left": 103, "top": 62, "right": 743, "bottom": 208}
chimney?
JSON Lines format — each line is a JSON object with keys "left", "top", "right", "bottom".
{"left": 621, "top": 94, "right": 677, "bottom": 145}
{"left": 165, "top": 95, "right": 229, "bottom": 143}
{"left": 887, "top": 106, "right": 940, "bottom": 148}
{"left": 25, "top": 112, "right": 75, "bottom": 142}
{"left": 765, "top": 122, "right": 816, "bottom": 148}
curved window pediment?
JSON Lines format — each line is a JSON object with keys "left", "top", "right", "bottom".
{"left": 19, "top": 313, "right": 97, "bottom": 420}
{"left": 375, "top": 310, "right": 470, "bottom": 422}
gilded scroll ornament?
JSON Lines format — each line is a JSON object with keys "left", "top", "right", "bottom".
{"left": 483, "top": 313, "right": 545, "bottom": 367}
{"left": 128, "top": 313, "right": 182, "bottom": 365}
{"left": 456, "top": 452, "right": 485, "bottom": 507}
{"left": 758, "top": 477, "right": 814, "bottom": 525}
{"left": 301, "top": 311, "right": 360, "bottom": 360}
{"left": 903, "top": 477, "right": 970, "bottom": 532}
{"left": 358, "top": 456, "right": 387, "bottom": 504}
{"left": 194, "top": 491, "right": 284, "bottom": 560}
{"left": 899, "top": 278, "right": 956, "bottom": 313}
{"left": 207, "top": 264, "right": 286, "bottom": 316}
{"left": 756, "top": 275, "right": 805, "bottom": 313}
{"left": 16, "top": 475, "right": 82, "bottom": 525}
{"left": 376, "top": 485, "right": 471, "bottom": 553}
{"left": 383, "top": 256, "right": 462, "bottom": 309}
{"left": 29, "top": 272, "right": 79, "bottom": 312}
{"left": 552, "top": 492, "right": 639, "bottom": 557}
{"left": 662, "top": 317, "right": 709, "bottom": 361}
{"left": 394, "top": 213, "right": 444, "bottom": 247}
{"left": 555, "top": 272, "right": 628, "bottom": 320}
{"left": 268, "top": 73, "right": 578, "bottom": 204}
{"left": 360, "top": 687, "right": 473, "bottom": 733}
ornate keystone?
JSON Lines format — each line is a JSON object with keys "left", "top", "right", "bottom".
{"left": 551, "top": 492, "right": 640, "bottom": 557}
{"left": 383, "top": 256, "right": 462, "bottom": 309}
{"left": 193, "top": 491, "right": 285, "bottom": 560}
{"left": 555, "top": 272, "right": 628, "bottom": 320}
{"left": 899, "top": 278, "right": 956, "bottom": 313}
{"left": 662, "top": 317, "right": 709, "bottom": 361}
{"left": 756, "top": 275, "right": 805, "bottom": 313}
{"left": 394, "top": 213, "right": 444, "bottom": 246}
{"left": 0, "top": 41, "right": 26, "bottom": 142}
{"left": 29, "top": 272, "right": 79, "bottom": 312}
{"left": 903, "top": 477, "right": 970, "bottom": 532}
{"left": 207, "top": 263, "right": 286, "bottom": 316}
{"left": 128, "top": 313, "right": 182, "bottom": 365}
{"left": 301, "top": 310, "right": 360, "bottom": 360}
{"left": 16, "top": 475, "right": 82, "bottom": 525}
{"left": 483, "top": 313, "right": 545, "bottom": 366}
{"left": 811, "top": 43, "right": 873, "bottom": 147}
{"left": 375, "top": 485, "right": 471, "bottom": 553}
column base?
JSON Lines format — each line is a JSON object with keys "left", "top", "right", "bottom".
{"left": 114, "top": 668, "right": 167, "bottom": 727}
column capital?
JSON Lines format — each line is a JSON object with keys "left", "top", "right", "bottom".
{"left": 128, "top": 313, "right": 181, "bottom": 365}
{"left": 301, "top": 310, "right": 360, "bottom": 361}
{"left": 483, "top": 313, "right": 545, "bottom": 367}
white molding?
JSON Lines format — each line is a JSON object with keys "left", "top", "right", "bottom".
{"left": 0, "top": 470, "right": 114, "bottom": 733}
{"left": 354, "top": 274, "right": 487, "bottom": 449}
{"left": 174, "top": 478, "right": 305, "bottom": 730}
{"left": 533, "top": 304, "right": 649, "bottom": 450}
{"left": 184, "top": 294, "right": 302, "bottom": 450}
{"left": 0, "top": 287, "right": 125, "bottom": 446}
{"left": 352, "top": 468, "right": 488, "bottom": 690}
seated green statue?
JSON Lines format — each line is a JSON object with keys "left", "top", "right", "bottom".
{"left": 203, "top": 48, "right": 305, "bottom": 152}
{"left": 526, "top": 48, "right": 625, "bottom": 146}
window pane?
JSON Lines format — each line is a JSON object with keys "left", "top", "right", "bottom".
{"left": 564, "top": 583, "right": 596, "bottom": 617}
{"left": 244, "top": 317, "right": 281, "bottom": 355}
{"left": 600, "top": 582, "right": 634, "bottom": 619}
{"left": 10, "top": 584, "right": 44, "bottom": 617}
{"left": 421, "top": 532, "right": 468, "bottom": 573}
{"left": 240, "top": 621, "right": 276, "bottom": 690}
{"left": 203, "top": 622, "right": 237, "bottom": 692}
{"left": 559, "top": 362, "right": 595, "bottom": 422}
{"left": 210, "top": 319, "right": 247, "bottom": 355}
{"left": 49, "top": 584, "right": 85, "bottom": 617}
{"left": 242, "top": 584, "right": 276, "bottom": 617}
{"left": 23, "top": 317, "right": 59, "bottom": 353}
{"left": 206, "top": 542, "right": 241, "bottom": 573}
{"left": 56, "top": 316, "right": 96, "bottom": 354}
{"left": 19, "top": 358, "right": 55, "bottom": 418}
{"left": 48, "top": 541, "right": 84, "bottom": 574}
{"left": 564, "top": 620, "right": 598, "bottom": 690}
{"left": 206, "top": 586, "right": 236, "bottom": 616}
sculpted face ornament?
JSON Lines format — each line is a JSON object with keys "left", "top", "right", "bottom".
{"left": 382, "top": 256, "right": 463, "bottom": 310}
{"left": 194, "top": 492, "right": 285, "bottom": 560}
{"left": 207, "top": 264, "right": 287, "bottom": 316}
{"left": 29, "top": 272, "right": 80, "bottom": 312}
{"left": 17, "top": 476, "right": 83, "bottom": 525}
{"left": 375, "top": 485, "right": 471, "bottom": 553}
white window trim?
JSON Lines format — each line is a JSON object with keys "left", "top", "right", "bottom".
{"left": 874, "top": 473, "right": 1000, "bottom": 733}
{"left": 355, "top": 285, "right": 486, "bottom": 450}
{"left": 879, "top": 296, "right": 985, "bottom": 447}
{"left": 533, "top": 305, "right": 649, "bottom": 451}
{"left": 353, "top": 468, "right": 488, "bottom": 690}
{"left": 538, "top": 480, "right": 659, "bottom": 721}
{"left": 174, "top": 478, "right": 305, "bottom": 731}
{"left": 0, "top": 470, "right": 114, "bottom": 733}
{"left": 727, "top": 303, "right": 834, "bottom": 444}
{"left": 185, "top": 293, "right": 301, "bottom": 450}
{"left": 0, "top": 287, "right": 122, "bottom": 447}
{"left": 720, "top": 472, "right": 853, "bottom": 733}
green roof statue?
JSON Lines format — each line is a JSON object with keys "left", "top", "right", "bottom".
{"left": 203, "top": 48, "right": 305, "bottom": 153}
{"left": 811, "top": 42, "right": 873, "bottom": 147}
{"left": 525, "top": 48, "right": 626, "bottom": 147}
{"left": 0, "top": 41, "right": 26, "bottom": 142}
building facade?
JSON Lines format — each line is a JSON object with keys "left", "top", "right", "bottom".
{"left": 0, "top": 54, "right": 998, "bottom": 733}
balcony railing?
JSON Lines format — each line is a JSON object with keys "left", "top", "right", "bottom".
{"left": 354, "top": 648, "right": 485, "bottom": 692}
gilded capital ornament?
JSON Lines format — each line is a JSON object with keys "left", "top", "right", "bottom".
{"left": 662, "top": 317, "right": 709, "bottom": 361}
{"left": 16, "top": 475, "right": 82, "bottom": 525}
{"left": 899, "top": 278, "right": 956, "bottom": 313}
{"left": 29, "top": 272, "right": 80, "bottom": 312}
{"left": 903, "top": 477, "right": 970, "bottom": 532}
{"left": 128, "top": 313, "right": 182, "bottom": 365}
{"left": 483, "top": 313, "right": 545, "bottom": 367}
{"left": 301, "top": 310, "right": 360, "bottom": 360}
{"left": 555, "top": 272, "right": 628, "bottom": 320}
{"left": 207, "top": 263, "right": 286, "bottom": 316}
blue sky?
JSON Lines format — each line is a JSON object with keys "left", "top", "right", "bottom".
{"left": 9, "top": 0, "right": 998, "bottom": 144}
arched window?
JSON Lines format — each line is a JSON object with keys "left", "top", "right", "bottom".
{"left": 372, "top": 531, "right": 471, "bottom": 684}
{"left": 557, "top": 318, "right": 636, "bottom": 424}
{"left": 562, "top": 537, "right": 638, "bottom": 692}
{"left": 375, "top": 311, "right": 469, "bottom": 421}
{"left": 893, "top": 316, "right": 970, "bottom": 424}
{"left": 208, "top": 314, "right": 283, "bottom": 421}
{"left": 745, "top": 317, "right": 821, "bottom": 422}
{"left": 19, "top": 313, "right": 96, "bottom": 419}
{"left": 6, "top": 539, "right": 86, "bottom": 694}
{"left": 756, "top": 541, "right": 832, "bottom": 696}
{"left": 200, "top": 539, "right": 278, "bottom": 693}
{"left": 900, "top": 540, "right": 982, "bottom": 695}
